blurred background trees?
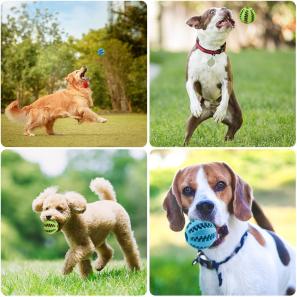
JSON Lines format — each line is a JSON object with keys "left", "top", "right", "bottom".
{"left": 1, "top": 1, "right": 147, "bottom": 112}
{"left": 150, "top": 1, "right": 295, "bottom": 52}
{"left": 1, "top": 150, "right": 147, "bottom": 260}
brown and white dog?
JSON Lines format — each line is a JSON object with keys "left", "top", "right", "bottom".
{"left": 184, "top": 8, "right": 242, "bottom": 145}
{"left": 5, "top": 66, "right": 107, "bottom": 136}
{"left": 163, "top": 162, "right": 295, "bottom": 295}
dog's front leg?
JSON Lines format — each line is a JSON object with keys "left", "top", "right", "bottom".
{"left": 186, "top": 80, "right": 202, "bottom": 118}
{"left": 63, "top": 246, "right": 93, "bottom": 276}
{"left": 213, "top": 79, "right": 230, "bottom": 123}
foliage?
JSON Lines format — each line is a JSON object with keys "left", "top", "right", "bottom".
{"left": 1, "top": 150, "right": 147, "bottom": 260}
{"left": 150, "top": 49, "right": 295, "bottom": 146}
{"left": 1, "top": 114, "right": 147, "bottom": 147}
{"left": 107, "top": 2, "right": 147, "bottom": 57}
{"left": 1, "top": 2, "right": 147, "bottom": 112}
{"left": 2, "top": 260, "right": 146, "bottom": 295}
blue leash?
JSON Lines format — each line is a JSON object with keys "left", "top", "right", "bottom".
{"left": 192, "top": 230, "right": 249, "bottom": 286}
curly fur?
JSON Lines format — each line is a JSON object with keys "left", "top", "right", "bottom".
{"left": 32, "top": 177, "right": 141, "bottom": 278}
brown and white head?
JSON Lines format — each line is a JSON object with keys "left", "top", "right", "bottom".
{"left": 65, "top": 66, "right": 90, "bottom": 90}
{"left": 32, "top": 187, "right": 87, "bottom": 230}
{"left": 163, "top": 162, "right": 253, "bottom": 247}
{"left": 186, "top": 8, "right": 235, "bottom": 47}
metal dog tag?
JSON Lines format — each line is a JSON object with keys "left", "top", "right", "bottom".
{"left": 207, "top": 56, "right": 215, "bottom": 67}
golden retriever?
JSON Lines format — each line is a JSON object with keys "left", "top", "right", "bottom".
{"left": 5, "top": 66, "right": 107, "bottom": 136}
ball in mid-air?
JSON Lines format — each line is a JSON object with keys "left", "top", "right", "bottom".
{"left": 185, "top": 220, "right": 217, "bottom": 250}
{"left": 43, "top": 220, "right": 59, "bottom": 234}
{"left": 239, "top": 7, "right": 256, "bottom": 24}
{"left": 97, "top": 48, "right": 105, "bottom": 56}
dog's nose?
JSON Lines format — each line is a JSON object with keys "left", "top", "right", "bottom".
{"left": 46, "top": 215, "right": 52, "bottom": 220}
{"left": 196, "top": 201, "right": 214, "bottom": 215}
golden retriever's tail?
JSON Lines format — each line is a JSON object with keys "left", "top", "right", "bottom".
{"left": 90, "top": 178, "right": 117, "bottom": 201}
{"left": 5, "top": 100, "right": 28, "bottom": 123}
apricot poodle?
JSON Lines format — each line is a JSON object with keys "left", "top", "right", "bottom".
{"left": 32, "top": 178, "right": 141, "bottom": 278}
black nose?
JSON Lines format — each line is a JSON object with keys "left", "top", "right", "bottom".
{"left": 196, "top": 201, "right": 214, "bottom": 215}
{"left": 46, "top": 215, "right": 52, "bottom": 220}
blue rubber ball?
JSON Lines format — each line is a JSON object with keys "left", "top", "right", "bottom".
{"left": 185, "top": 220, "right": 217, "bottom": 250}
{"left": 97, "top": 48, "right": 105, "bottom": 56}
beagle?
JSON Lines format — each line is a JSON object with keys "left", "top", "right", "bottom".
{"left": 184, "top": 8, "right": 242, "bottom": 145}
{"left": 163, "top": 162, "right": 296, "bottom": 295}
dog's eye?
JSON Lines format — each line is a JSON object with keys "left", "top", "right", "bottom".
{"left": 56, "top": 206, "right": 63, "bottom": 212}
{"left": 182, "top": 186, "right": 195, "bottom": 196}
{"left": 210, "top": 9, "right": 216, "bottom": 15}
{"left": 214, "top": 181, "right": 226, "bottom": 192}
{"left": 45, "top": 207, "right": 49, "bottom": 210}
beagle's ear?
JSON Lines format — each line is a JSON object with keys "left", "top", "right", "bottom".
{"left": 186, "top": 16, "right": 202, "bottom": 29}
{"left": 32, "top": 187, "right": 58, "bottom": 213}
{"left": 233, "top": 176, "right": 253, "bottom": 221}
{"left": 65, "top": 192, "right": 87, "bottom": 214}
{"left": 222, "top": 163, "right": 253, "bottom": 221}
{"left": 163, "top": 171, "right": 185, "bottom": 232}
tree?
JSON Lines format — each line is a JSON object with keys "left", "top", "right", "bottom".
{"left": 99, "top": 39, "right": 133, "bottom": 112}
{"left": 107, "top": 2, "right": 147, "bottom": 57}
{"left": 1, "top": 3, "right": 67, "bottom": 108}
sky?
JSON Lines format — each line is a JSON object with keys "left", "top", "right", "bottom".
{"left": 14, "top": 149, "right": 145, "bottom": 176}
{"left": 1, "top": 1, "right": 109, "bottom": 39}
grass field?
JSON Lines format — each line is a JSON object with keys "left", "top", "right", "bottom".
{"left": 150, "top": 50, "right": 295, "bottom": 147}
{"left": 1, "top": 113, "right": 147, "bottom": 147}
{"left": 1, "top": 260, "right": 146, "bottom": 295}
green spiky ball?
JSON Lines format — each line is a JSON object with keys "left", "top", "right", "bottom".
{"left": 239, "top": 7, "right": 256, "bottom": 24}
{"left": 43, "top": 220, "right": 59, "bottom": 234}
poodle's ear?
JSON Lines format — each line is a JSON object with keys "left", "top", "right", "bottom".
{"left": 65, "top": 192, "right": 87, "bottom": 214}
{"left": 32, "top": 187, "right": 58, "bottom": 213}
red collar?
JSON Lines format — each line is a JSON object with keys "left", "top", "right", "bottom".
{"left": 195, "top": 39, "right": 226, "bottom": 55}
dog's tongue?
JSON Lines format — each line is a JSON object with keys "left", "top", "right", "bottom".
{"left": 82, "top": 81, "right": 89, "bottom": 88}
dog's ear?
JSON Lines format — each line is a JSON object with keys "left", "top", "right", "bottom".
{"left": 65, "top": 74, "right": 74, "bottom": 85}
{"left": 65, "top": 192, "right": 87, "bottom": 214}
{"left": 222, "top": 163, "right": 253, "bottom": 221}
{"left": 32, "top": 187, "right": 58, "bottom": 213}
{"left": 186, "top": 16, "right": 203, "bottom": 29}
{"left": 163, "top": 170, "right": 185, "bottom": 232}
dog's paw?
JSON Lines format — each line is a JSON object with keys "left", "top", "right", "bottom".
{"left": 98, "top": 118, "right": 107, "bottom": 123}
{"left": 24, "top": 132, "right": 35, "bottom": 136}
{"left": 190, "top": 101, "right": 202, "bottom": 118}
{"left": 94, "top": 261, "right": 106, "bottom": 272}
{"left": 213, "top": 105, "right": 227, "bottom": 123}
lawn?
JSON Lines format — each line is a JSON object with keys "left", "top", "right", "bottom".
{"left": 150, "top": 49, "right": 295, "bottom": 147}
{"left": 1, "top": 260, "right": 146, "bottom": 295}
{"left": 1, "top": 113, "right": 147, "bottom": 147}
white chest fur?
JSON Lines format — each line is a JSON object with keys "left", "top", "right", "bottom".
{"left": 188, "top": 50, "right": 228, "bottom": 101}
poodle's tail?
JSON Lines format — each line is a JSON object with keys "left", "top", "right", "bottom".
{"left": 5, "top": 100, "right": 29, "bottom": 123}
{"left": 90, "top": 178, "right": 117, "bottom": 201}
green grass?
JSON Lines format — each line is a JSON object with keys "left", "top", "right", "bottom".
{"left": 150, "top": 49, "right": 295, "bottom": 147}
{"left": 1, "top": 113, "right": 147, "bottom": 147}
{"left": 1, "top": 260, "right": 146, "bottom": 295}
{"left": 150, "top": 246, "right": 200, "bottom": 295}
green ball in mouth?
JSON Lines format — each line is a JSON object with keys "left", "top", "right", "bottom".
{"left": 43, "top": 220, "right": 59, "bottom": 234}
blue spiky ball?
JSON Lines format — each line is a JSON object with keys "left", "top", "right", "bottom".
{"left": 97, "top": 48, "right": 105, "bottom": 56}
{"left": 185, "top": 220, "right": 217, "bottom": 250}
